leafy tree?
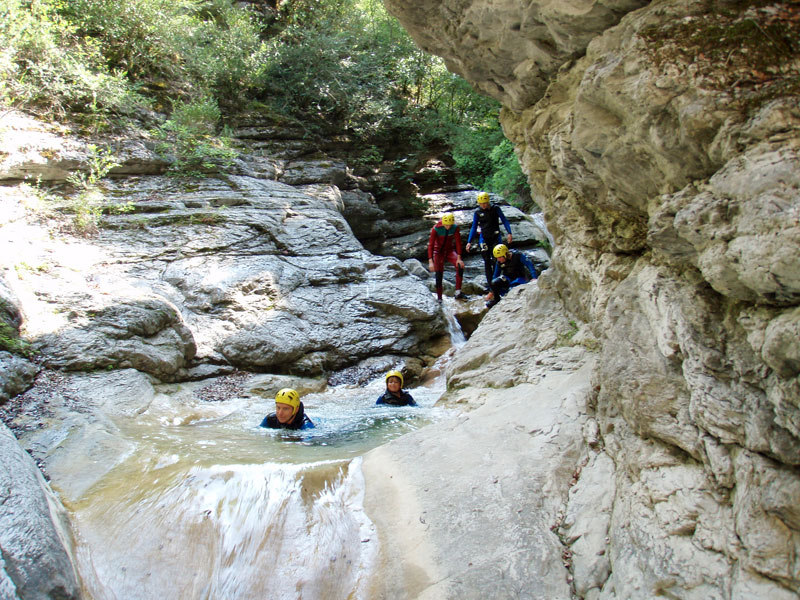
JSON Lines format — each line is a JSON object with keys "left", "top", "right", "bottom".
{"left": 0, "top": 0, "right": 533, "bottom": 205}
{"left": 0, "top": 0, "right": 140, "bottom": 117}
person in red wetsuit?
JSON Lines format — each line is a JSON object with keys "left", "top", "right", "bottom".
{"left": 427, "top": 212, "right": 466, "bottom": 302}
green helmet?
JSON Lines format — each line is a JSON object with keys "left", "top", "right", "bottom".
{"left": 493, "top": 244, "right": 509, "bottom": 258}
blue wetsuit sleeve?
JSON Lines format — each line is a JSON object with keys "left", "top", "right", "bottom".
{"left": 497, "top": 207, "right": 512, "bottom": 234}
{"left": 301, "top": 415, "right": 315, "bottom": 429}
{"left": 492, "top": 261, "right": 500, "bottom": 279}
{"left": 259, "top": 415, "right": 269, "bottom": 428}
{"left": 520, "top": 253, "right": 538, "bottom": 279}
{"left": 467, "top": 213, "right": 479, "bottom": 244}
{"left": 406, "top": 393, "right": 418, "bottom": 406}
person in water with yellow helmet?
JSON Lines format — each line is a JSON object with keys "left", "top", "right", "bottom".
{"left": 375, "top": 370, "right": 417, "bottom": 406}
{"left": 485, "top": 243, "right": 539, "bottom": 308}
{"left": 427, "top": 212, "right": 466, "bottom": 302}
{"left": 260, "top": 388, "right": 315, "bottom": 430}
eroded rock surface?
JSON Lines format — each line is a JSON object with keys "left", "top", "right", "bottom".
{"left": 0, "top": 119, "right": 450, "bottom": 379}
{"left": 380, "top": 0, "right": 800, "bottom": 597}
{"left": 0, "top": 423, "right": 81, "bottom": 599}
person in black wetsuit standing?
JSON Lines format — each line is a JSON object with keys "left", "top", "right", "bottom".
{"left": 465, "top": 191, "right": 513, "bottom": 289}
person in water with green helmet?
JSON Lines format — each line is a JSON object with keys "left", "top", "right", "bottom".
{"left": 375, "top": 370, "right": 417, "bottom": 406}
{"left": 260, "top": 388, "right": 315, "bottom": 430}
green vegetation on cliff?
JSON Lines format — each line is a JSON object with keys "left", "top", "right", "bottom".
{"left": 0, "top": 0, "right": 530, "bottom": 203}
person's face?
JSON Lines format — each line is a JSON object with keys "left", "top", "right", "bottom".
{"left": 478, "top": 201, "right": 489, "bottom": 210}
{"left": 275, "top": 402, "right": 295, "bottom": 424}
{"left": 386, "top": 377, "right": 402, "bottom": 393}
{"left": 496, "top": 254, "right": 507, "bottom": 263}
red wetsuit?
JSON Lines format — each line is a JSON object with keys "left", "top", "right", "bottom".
{"left": 427, "top": 220, "right": 464, "bottom": 299}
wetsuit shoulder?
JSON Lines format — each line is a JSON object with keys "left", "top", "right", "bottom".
{"left": 261, "top": 413, "right": 280, "bottom": 428}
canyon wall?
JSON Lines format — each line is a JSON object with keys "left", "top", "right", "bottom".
{"left": 382, "top": 0, "right": 799, "bottom": 597}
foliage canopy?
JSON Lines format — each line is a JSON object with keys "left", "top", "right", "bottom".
{"left": 0, "top": 0, "right": 531, "bottom": 205}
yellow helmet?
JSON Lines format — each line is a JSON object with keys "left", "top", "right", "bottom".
{"left": 476, "top": 191, "right": 490, "bottom": 204}
{"left": 441, "top": 213, "right": 455, "bottom": 226}
{"left": 385, "top": 370, "right": 404, "bottom": 387}
{"left": 493, "top": 244, "right": 509, "bottom": 258}
{"left": 275, "top": 388, "right": 300, "bottom": 413}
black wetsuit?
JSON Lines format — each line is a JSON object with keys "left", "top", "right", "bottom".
{"left": 467, "top": 203, "right": 512, "bottom": 286}
{"left": 260, "top": 402, "right": 315, "bottom": 430}
{"left": 375, "top": 390, "right": 417, "bottom": 406}
{"left": 488, "top": 250, "right": 539, "bottom": 306}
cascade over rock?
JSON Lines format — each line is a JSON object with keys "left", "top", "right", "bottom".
{"left": 0, "top": 0, "right": 797, "bottom": 595}
{"left": 0, "top": 109, "right": 463, "bottom": 593}
{"left": 373, "top": 0, "right": 800, "bottom": 597}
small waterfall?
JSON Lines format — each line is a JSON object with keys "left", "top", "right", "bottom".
{"left": 74, "top": 460, "right": 376, "bottom": 599}
{"left": 442, "top": 302, "right": 466, "bottom": 347}
{"left": 530, "top": 211, "right": 554, "bottom": 249}
{"left": 61, "top": 378, "right": 453, "bottom": 599}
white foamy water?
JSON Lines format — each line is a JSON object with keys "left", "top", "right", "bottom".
{"left": 65, "top": 374, "right": 453, "bottom": 599}
{"left": 74, "top": 460, "right": 376, "bottom": 599}
{"left": 442, "top": 303, "right": 467, "bottom": 347}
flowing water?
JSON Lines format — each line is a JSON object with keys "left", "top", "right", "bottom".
{"left": 530, "top": 212, "right": 554, "bottom": 249}
{"left": 67, "top": 309, "right": 465, "bottom": 599}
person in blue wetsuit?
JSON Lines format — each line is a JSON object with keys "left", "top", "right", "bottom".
{"left": 260, "top": 388, "right": 315, "bottom": 430}
{"left": 465, "top": 192, "right": 513, "bottom": 289}
{"left": 376, "top": 370, "right": 417, "bottom": 406}
{"left": 485, "top": 244, "right": 538, "bottom": 308}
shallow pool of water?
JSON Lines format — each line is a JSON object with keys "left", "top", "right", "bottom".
{"left": 67, "top": 373, "right": 452, "bottom": 599}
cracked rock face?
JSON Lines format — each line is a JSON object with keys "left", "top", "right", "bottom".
{"left": 384, "top": 0, "right": 649, "bottom": 112}
{"left": 1, "top": 163, "right": 447, "bottom": 380}
{"left": 0, "top": 423, "right": 81, "bottom": 599}
{"left": 386, "top": 0, "right": 800, "bottom": 597}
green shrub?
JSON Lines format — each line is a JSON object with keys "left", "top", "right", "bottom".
{"left": 451, "top": 123, "right": 504, "bottom": 188}
{"left": 153, "top": 98, "right": 238, "bottom": 177}
{"left": 487, "top": 138, "right": 532, "bottom": 208}
{"left": 62, "top": 0, "right": 269, "bottom": 105}
{"left": 0, "top": 0, "right": 143, "bottom": 116}
{"left": 65, "top": 143, "right": 121, "bottom": 234}
{"left": 1, "top": 0, "right": 268, "bottom": 117}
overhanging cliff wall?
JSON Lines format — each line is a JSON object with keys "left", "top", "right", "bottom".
{"left": 384, "top": 0, "right": 800, "bottom": 596}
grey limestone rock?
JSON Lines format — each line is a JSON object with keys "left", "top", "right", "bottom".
{"left": 0, "top": 423, "right": 81, "bottom": 599}
{"left": 377, "top": 0, "right": 800, "bottom": 597}
{"left": 0, "top": 352, "right": 38, "bottom": 402}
